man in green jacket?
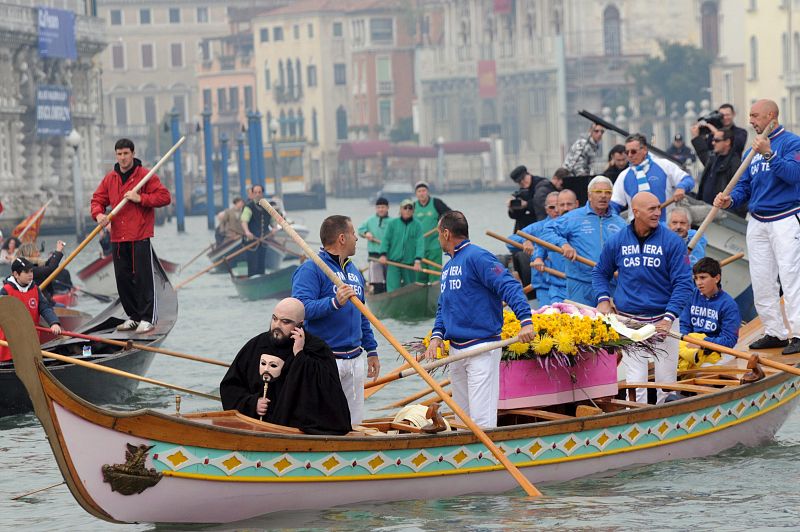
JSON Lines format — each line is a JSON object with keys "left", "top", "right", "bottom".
{"left": 413, "top": 181, "right": 451, "bottom": 282}
{"left": 358, "top": 197, "right": 391, "bottom": 294}
{"left": 379, "top": 199, "right": 424, "bottom": 292}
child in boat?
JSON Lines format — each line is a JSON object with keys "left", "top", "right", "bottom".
{"left": 0, "top": 257, "right": 61, "bottom": 361}
{"left": 678, "top": 257, "right": 741, "bottom": 369}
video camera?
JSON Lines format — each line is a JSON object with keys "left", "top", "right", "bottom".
{"left": 697, "top": 110, "right": 724, "bottom": 136}
{"left": 509, "top": 189, "right": 523, "bottom": 209}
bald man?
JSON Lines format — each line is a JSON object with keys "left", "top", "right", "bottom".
{"left": 593, "top": 192, "right": 694, "bottom": 404}
{"left": 715, "top": 99, "right": 800, "bottom": 355}
{"left": 220, "top": 297, "right": 352, "bottom": 434}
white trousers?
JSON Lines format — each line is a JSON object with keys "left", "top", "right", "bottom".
{"left": 336, "top": 356, "right": 365, "bottom": 426}
{"left": 622, "top": 319, "right": 679, "bottom": 404}
{"left": 747, "top": 215, "right": 800, "bottom": 339}
{"left": 448, "top": 345, "right": 502, "bottom": 428}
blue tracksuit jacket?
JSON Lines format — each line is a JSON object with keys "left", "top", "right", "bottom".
{"left": 592, "top": 223, "right": 694, "bottom": 319}
{"left": 431, "top": 240, "right": 532, "bottom": 348}
{"left": 291, "top": 249, "right": 378, "bottom": 357}
{"left": 730, "top": 125, "right": 800, "bottom": 221}
{"left": 679, "top": 287, "right": 741, "bottom": 348}
{"left": 507, "top": 219, "right": 549, "bottom": 290}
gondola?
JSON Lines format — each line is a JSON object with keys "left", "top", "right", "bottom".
{"left": 0, "top": 251, "right": 177, "bottom": 416}
{"left": 229, "top": 264, "right": 298, "bottom": 301}
{"left": 366, "top": 282, "right": 440, "bottom": 321}
{"left": 6, "top": 296, "right": 797, "bottom": 525}
{"left": 207, "top": 223, "right": 309, "bottom": 273}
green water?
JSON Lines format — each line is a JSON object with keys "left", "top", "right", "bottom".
{"left": 2, "top": 193, "right": 799, "bottom": 531}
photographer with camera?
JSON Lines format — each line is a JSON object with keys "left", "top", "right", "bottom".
{"left": 690, "top": 125, "right": 746, "bottom": 216}
{"left": 507, "top": 165, "right": 539, "bottom": 232}
{"left": 697, "top": 104, "right": 747, "bottom": 158}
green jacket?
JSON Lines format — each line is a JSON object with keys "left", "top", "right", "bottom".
{"left": 358, "top": 214, "right": 391, "bottom": 254}
{"left": 414, "top": 196, "right": 451, "bottom": 251}
{"left": 379, "top": 217, "right": 424, "bottom": 264}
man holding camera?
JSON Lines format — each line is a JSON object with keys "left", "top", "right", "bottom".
{"left": 698, "top": 104, "right": 747, "bottom": 158}
{"left": 507, "top": 165, "right": 538, "bottom": 232}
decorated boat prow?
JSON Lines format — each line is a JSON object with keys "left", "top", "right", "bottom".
{"left": 5, "top": 297, "right": 800, "bottom": 524}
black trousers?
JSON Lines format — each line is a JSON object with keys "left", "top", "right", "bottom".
{"left": 112, "top": 239, "right": 156, "bottom": 323}
{"left": 246, "top": 243, "right": 266, "bottom": 277}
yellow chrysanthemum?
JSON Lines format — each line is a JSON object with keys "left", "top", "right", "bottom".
{"left": 507, "top": 341, "right": 531, "bottom": 355}
{"left": 533, "top": 334, "right": 555, "bottom": 355}
{"left": 554, "top": 329, "right": 576, "bottom": 355}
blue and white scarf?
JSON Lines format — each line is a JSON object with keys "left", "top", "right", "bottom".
{"left": 634, "top": 154, "right": 652, "bottom": 192}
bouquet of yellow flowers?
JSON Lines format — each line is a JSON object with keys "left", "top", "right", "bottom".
{"left": 501, "top": 303, "right": 642, "bottom": 366}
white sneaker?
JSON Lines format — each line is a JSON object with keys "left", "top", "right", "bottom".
{"left": 136, "top": 320, "right": 154, "bottom": 333}
{"left": 116, "top": 319, "right": 138, "bottom": 331}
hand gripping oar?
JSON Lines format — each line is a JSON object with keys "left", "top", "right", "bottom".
{"left": 365, "top": 337, "right": 520, "bottom": 389}
{"left": 688, "top": 121, "right": 776, "bottom": 251}
{"left": 258, "top": 198, "right": 542, "bottom": 497}
{"left": 515, "top": 231, "right": 597, "bottom": 267}
{"left": 40, "top": 136, "right": 187, "bottom": 290}
{"left": 368, "top": 257, "right": 441, "bottom": 277}
{"left": 0, "top": 339, "right": 220, "bottom": 401}
{"left": 33, "top": 326, "right": 229, "bottom": 367}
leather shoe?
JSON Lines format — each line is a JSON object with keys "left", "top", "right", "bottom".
{"left": 749, "top": 335, "right": 789, "bottom": 350}
{"left": 782, "top": 337, "right": 800, "bottom": 355}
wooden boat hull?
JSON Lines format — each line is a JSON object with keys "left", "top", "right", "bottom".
{"left": 1, "top": 250, "right": 177, "bottom": 417}
{"left": 37, "top": 308, "right": 92, "bottom": 344}
{"left": 76, "top": 254, "right": 178, "bottom": 297}
{"left": 6, "top": 292, "right": 799, "bottom": 524}
{"left": 366, "top": 282, "right": 440, "bottom": 321}
{"left": 230, "top": 265, "right": 298, "bottom": 301}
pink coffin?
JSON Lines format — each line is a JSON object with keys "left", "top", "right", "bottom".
{"left": 498, "top": 352, "right": 618, "bottom": 409}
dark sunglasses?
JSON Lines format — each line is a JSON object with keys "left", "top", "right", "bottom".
{"left": 402, "top": 205, "right": 414, "bottom": 210}
{"left": 711, "top": 138, "right": 727, "bottom": 143}
{"left": 546, "top": 205, "right": 557, "bottom": 210}
{"left": 625, "top": 149, "right": 639, "bottom": 155}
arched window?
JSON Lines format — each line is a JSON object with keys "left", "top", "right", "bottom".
{"left": 278, "top": 60, "right": 285, "bottom": 88}
{"left": 297, "top": 109, "right": 304, "bottom": 138}
{"left": 783, "top": 32, "right": 789, "bottom": 74}
{"left": 750, "top": 36, "right": 758, "bottom": 80}
{"left": 312, "top": 108, "right": 318, "bottom": 143}
{"left": 701, "top": 1, "right": 719, "bottom": 57}
{"left": 279, "top": 109, "right": 287, "bottom": 137}
{"left": 295, "top": 59, "right": 302, "bottom": 93}
{"left": 336, "top": 106, "right": 348, "bottom": 140}
{"left": 286, "top": 59, "right": 295, "bottom": 92}
{"left": 603, "top": 6, "right": 621, "bottom": 56}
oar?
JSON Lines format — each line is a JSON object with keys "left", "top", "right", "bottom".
{"left": 423, "top": 227, "right": 438, "bottom": 238}
{"left": 660, "top": 197, "right": 677, "bottom": 210}
{"left": 364, "top": 360, "right": 413, "bottom": 399}
{"left": 380, "top": 378, "right": 452, "bottom": 410}
{"left": 0, "top": 339, "right": 220, "bottom": 400}
{"left": 719, "top": 252, "right": 745, "bottom": 267}
{"left": 421, "top": 258, "right": 442, "bottom": 270}
{"left": 180, "top": 242, "right": 215, "bottom": 272}
{"left": 174, "top": 237, "right": 264, "bottom": 289}
{"left": 515, "top": 231, "right": 597, "bottom": 267}
{"left": 33, "top": 326, "right": 229, "bottom": 368}
{"left": 52, "top": 279, "right": 113, "bottom": 303}
{"left": 258, "top": 198, "right": 542, "bottom": 497}
{"left": 40, "top": 136, "right": 187, "bottom": 290}
{"left": 688, "top": 121, "right": 776, "bottom": 251}
{"left": 368, "top": 257, "right": 441, "bottom": 277}
{"left": 10, "top": 481, "right": 64, "bottom": 501}
{"left": 365, "top": 337, "right": 520, "bottom": 388}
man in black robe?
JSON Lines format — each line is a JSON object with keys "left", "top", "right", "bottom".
{"left": 220, "top": 297, "right": 352, "bottom": 435}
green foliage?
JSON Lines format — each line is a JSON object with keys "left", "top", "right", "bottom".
{"left": 631, "top": 41, "right": 713, "bottom": 109}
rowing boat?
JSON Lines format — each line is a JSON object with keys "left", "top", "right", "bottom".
{"left": 366, "top": 282, "right": 440, "bottom": 321}
{"left": 76, "top": 254, "right": 178, "bottom": 298}
{"left": 1, "top": 252, "right": 177, "bottom": 416}
{"left": 207, "top": 238, "right": 283, "bottom": 273}
{"left": 6, "top": 296, "right": 796, "bottom": 524}
{"left": 229, "top": 264, "right": 298, "bottom": 301}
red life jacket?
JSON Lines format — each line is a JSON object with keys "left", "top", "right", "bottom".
{"left": 0, "top": 281, "right": 39, "bottom": 362}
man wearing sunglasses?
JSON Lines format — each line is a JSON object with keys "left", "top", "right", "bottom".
{"left": 611, "top": 133, "right": 694, "bottom": 222}
{"left": 691, "top": 125, "right": 745, "bottom": 216}
{"left": 379, "top": 199, "right": 424, "bottom": 292}
{"left": 563, "top": 123, "right": 605, "bottom": 177}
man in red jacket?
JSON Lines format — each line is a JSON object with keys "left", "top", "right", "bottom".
{"left": 91, "top": 138, "right": 171, "bottom": 333}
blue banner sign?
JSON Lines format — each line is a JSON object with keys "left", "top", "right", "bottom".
{"left": 36, "top": 85, "right": 72, "bottom": 136}
{"left": 38, "top": 7, "right": 77, "bottom": 60}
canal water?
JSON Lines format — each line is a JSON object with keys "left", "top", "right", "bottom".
{"left": 1, "top": 192, "right": 798, "bottom": 530}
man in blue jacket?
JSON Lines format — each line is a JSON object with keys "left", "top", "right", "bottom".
{"left": 541, "top": 176, "right": 626, "bottom": 306}
{"left": 425, "top": 211, "right": 535, "bottom": 428}
{"left": 532, "top": 189, "right": 580, "bottom": 303}
{"left": 292, "top": 215, "right": 381, "bottom": 426}
{"left": 715, "top": 99, "right": 800, "bottom": 355}
{"left": 667, "top": 207, "right": 707, "bottom": 266}
{"left": 593, "top": 192, "right": 694, "bottom": 404}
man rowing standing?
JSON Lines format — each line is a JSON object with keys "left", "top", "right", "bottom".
{"left": 592, "top": 192, "right": 694, "bottom": 404}
{"left": 714, "top": 98, "right": 800, "bottom": 355}
{"left": 425, "top": 211, "right": 535, "bottom": 428}
{"left": 292, "top": 215, "right": 380, "bottom": 426}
